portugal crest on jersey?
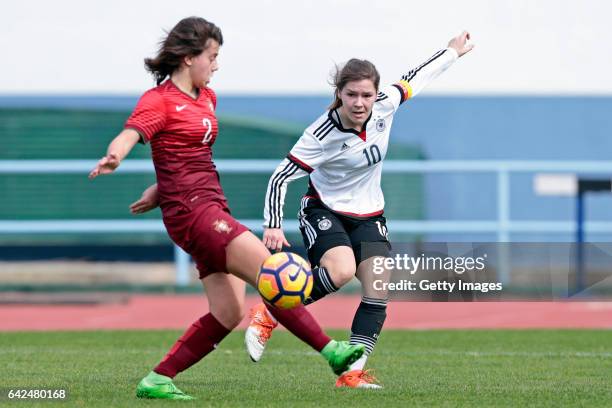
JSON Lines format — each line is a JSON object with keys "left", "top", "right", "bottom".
{"left": 213, "top": 219, "right": 233, "bottom": 234}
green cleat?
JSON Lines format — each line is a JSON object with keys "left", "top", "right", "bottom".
{"left": 136, "top": 371, "right": 195, "bottom": 400}
{"left": 320, "top": 340, "right": 366, "bottom": 375}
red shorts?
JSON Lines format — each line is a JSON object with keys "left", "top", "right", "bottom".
{"left": 163, "top": 202, "right": 249, "bottom": 279}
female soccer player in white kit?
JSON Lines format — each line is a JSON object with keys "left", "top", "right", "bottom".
{"left": 246, "top": 31, "right": 474, "bottom": 388}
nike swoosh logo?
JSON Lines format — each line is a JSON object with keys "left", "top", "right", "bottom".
{"left": 176, "top": 105, "right": 187, "bottom": 111}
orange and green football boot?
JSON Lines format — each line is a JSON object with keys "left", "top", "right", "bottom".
{"left": 335, "top": 369, "right": 382, "bottom": 389}
{"left": 136, "top": 371, "right": 195, "bottom": 400}
{"left": 245, "top": 303, "right": 278, "bottom": 362}
{"left": 321, "top": 340, "right": 366, "bottom": 375}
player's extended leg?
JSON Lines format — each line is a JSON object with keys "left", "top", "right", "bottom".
{"left": 136, "top": 273, "right": 246, "bottom": 400}
{"left": 336, "top": 256, "right": 389, "bottom": 389}
{"left": 230, "top": 231, "right": 364, "bottom": 372}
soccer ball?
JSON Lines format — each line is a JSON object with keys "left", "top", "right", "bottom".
{"left": 257, "top": 252, "right": 313, "bottom": 309}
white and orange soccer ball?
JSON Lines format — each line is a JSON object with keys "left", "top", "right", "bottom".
{"left": 257, "top": 252, "right": 313, "bottom": 309}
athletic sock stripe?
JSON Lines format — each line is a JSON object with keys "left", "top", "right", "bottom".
{"left": 318, "top": 270, "right": 336, "bottom": 293}
{"left": 269, "top": 162, "right": 299, "bottom": 227}
{"left": 350, "top": 342, "right": 376, "bottom": 350}
{"left": 350, "top": 336, "right": 378, "bottom": 347}
{"left": 361, "top": 300, "right": 388, "bottom": 307}
{"left": 362, "top": 297, "right": 389, "bottom": 306}
{"left": 350, "top": 341, "right": 376, "bottom": 352}
{"left": 316, "top": 269, "right": 333, "bottom": 292}
{"left": 350, "top": 333, "right": 378, "bottom": 341}
{"left": 317, "top": 268, "right": 337, "bottom": 293}
{"left": 350, "top": 337, "right": 377, "bottom": 353}
{"left": 363, "top": 296, "right": 388, "bottom": 301}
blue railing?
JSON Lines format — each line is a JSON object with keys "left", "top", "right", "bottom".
{"left": 2, "top": 159, "right": 612, "bottom": 285}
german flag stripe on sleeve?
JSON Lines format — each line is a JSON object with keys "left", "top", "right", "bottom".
{"left": 392, "top": 79, "right": 413, "bottom": 104}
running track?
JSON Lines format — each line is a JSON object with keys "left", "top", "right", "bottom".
{"left": 1, "top": 295, "right": 612, "bottom": 331}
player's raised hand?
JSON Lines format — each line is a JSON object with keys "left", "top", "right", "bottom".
{"left": 448, "top": 31, "right": 474, "bottom": 57}
{"left": 263, "top": 228, "right": 291, "bottom": 252}
{"left": 88, "top": 153, "right": 121, "bottom": 179}
{"left": 130, "top": 184, "right": 159, "bottom": 214}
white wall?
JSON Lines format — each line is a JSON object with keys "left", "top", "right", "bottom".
{"left": 1, "top": 0, "right": 610, "bottom": 94}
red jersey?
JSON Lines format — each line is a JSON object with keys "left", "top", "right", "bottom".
{"left": 125, "top": 80, "right": 227, "bottom": 215}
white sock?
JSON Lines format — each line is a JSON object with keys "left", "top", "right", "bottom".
{"left": 348, "top": 354, "right": 368, "bottom": 371}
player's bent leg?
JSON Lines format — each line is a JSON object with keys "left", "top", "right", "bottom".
{"left": 306, "top": 246, "right": 356, "bottom": 304}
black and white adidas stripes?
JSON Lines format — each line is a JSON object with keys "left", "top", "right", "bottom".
{"left": 264, "top": 159, "right": 307, "bottom": 228}
{"left": 401, "top": 49, "right": 447, "bottom": 82}
{"left": 298, "top": 197, "right": 317, "bottom": 248}
{"left": 313, "top": 118, "right": 334, "bottom": 141}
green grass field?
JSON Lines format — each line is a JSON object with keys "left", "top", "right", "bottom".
{"left": 2, "top": 329, "right": 611, "bottom": 407}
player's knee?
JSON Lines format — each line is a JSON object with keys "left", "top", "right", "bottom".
{"left": 327, "top": 262, "right": 356, "bottom": 288}
{"left": 320, "top": 246, "right": 356, "bottom": 288}
{"left": 210, "top": 302, "right": 245, "bottom": 329}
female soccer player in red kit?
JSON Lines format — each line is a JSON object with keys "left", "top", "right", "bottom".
{"left": 89, "top": 17, "right": 363, "bottom": 400}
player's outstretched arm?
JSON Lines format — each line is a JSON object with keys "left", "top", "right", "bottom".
{"left": 88, "top": 129, "right": 141, "bottom": 179}
{"left": 130, "top": 183, "right": 159, "bottom": 214}
{"left": 392, "top": 30, "right": 474, "bottom": 102}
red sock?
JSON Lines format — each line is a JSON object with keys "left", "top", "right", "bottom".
{"left": 265, "top": 303, "right": 331, "bottom": 352}
{"left": 154, "top": 313, "right": 230, "bottom": 378}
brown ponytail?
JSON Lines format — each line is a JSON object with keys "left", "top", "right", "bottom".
{"left": 144, "top": 17, "right": 223, "bottom": 85}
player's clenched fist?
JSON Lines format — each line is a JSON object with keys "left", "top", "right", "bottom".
{"left": 448, "top": 30, "right": 474, "bottom": 57}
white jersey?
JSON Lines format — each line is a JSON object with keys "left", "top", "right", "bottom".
{"left": 264, "top": 47, "right": 458, "bottom": 228}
